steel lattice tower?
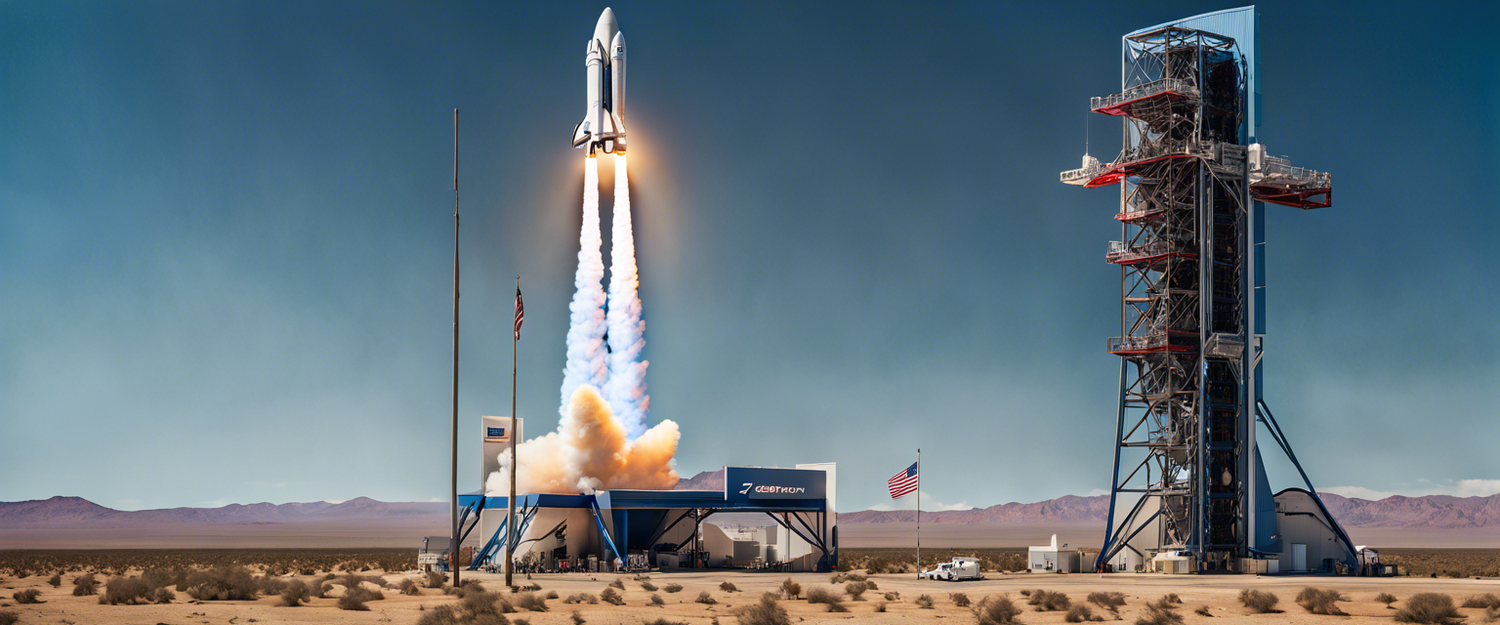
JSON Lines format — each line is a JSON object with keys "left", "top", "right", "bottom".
{"left": 1061, "top": 9, "right": 1352, "bottom": 573}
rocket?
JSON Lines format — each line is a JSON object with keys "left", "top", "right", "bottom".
{"left": 571, "top": 8, "right": 626, "bottom": 156}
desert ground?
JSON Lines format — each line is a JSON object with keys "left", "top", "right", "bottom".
{"left": 3, "top": 565, "right": 1499, "bottom": 625}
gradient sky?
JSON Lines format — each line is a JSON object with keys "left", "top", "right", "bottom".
{"left": 2, "top": 2, "right": 1496, "bottom": 513}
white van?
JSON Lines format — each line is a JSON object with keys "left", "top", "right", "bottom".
{"left": 920, "top": 557, "right": 982, "bottom": 581}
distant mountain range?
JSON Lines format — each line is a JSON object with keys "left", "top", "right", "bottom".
{"left": 5, "top": 483, "right": 1498, "bottom": 531}
{"left": 839, "top": 492, "right": 1500, "bottom": 529}
{"left": 0, "top": 496, "right": 444, "bottom": 528}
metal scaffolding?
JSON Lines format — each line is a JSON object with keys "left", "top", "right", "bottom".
{"left": 1061, "top": 17, "right": 1346, "bottom": 573}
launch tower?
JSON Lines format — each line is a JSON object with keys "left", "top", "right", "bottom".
{"left": 1060, "top": 7, "right": 1353, "bottom": 573}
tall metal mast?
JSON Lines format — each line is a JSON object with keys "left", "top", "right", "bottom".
{"left": 450, "top": 109, "right": 461, "bottom": 586}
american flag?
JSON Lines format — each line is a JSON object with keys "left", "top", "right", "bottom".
{"left": 888, "top": 461, "right": 918, "bottom": 499}
{"left": 513, "top": 287, "right": 524, "bottom": 340}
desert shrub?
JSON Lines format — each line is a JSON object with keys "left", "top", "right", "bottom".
{"left": 338, "top": 586, "right": 375, "bottom": 611}
{"left": 1194, "top": 605, "right": 1212, "bottom": 617}
{"left": 780, "top": 578, "right": 801, "bottom": 599}
{"left": 414, "top": 603, "right": 459, "bottom": 623}
{"left": 566, "top": 593, "right": 599, "bottom": 604}
{"left": 973, "top": 595, "right": 1023, "bottom": 625}
{"left": 1378, "top": 593, "right": 1399, "bottom": 607}
{"left": 545, "top": 590, "right": 558, "bottom": 599}
{"left": 339, "top": 572, "right": 382, "bottom": 591}
{"left": 1238, "top": 589, "right": 1280, "bottom": 613}
{"left": 602, "top": 587, "right": 625, "bottom": 605}
{"left": 610, "top": 578, "right": 626, "bottom": 589}
{"left": 1067, "top": 604, "right": 1104, "bottom": 622}
{"left": 258, "top": 575, "right": 288, "bottom": 595}
{"left": 426, "top": 571, "right": 449, "bottom": 588}
{"left": 1464, "top": 594, "right": 1500, "bottom": 609}
{"left": 916, "top": 593, "right": 934, "bottom": 609}
{"left": 640, "top": 581, "right": 658, "bottom": 591}
{"left": 513, "top": 620, "right": 530, "bottom": 625}
{"left": 514, "top": 591, "right": 548, "bottom": 612}
{"left": 1029, "top": 589, "right": 1071, "bottom": 611}
{"left": 522, "top": 582, "right": 541, "bottom": 591}
{"left": 47, "top": 574, "right": 61, "bottom": 588}
{"left": 1485, "top": 606, "right": 1499, "bottom": 624}
{"left": 633, "top": 573, "right": 651, "bottom": 581}
{"left": 100, "top": 576, "right": 155, "bottom": 605}
{"left": 734, "top": 593, "right": 791, "bottom": 625}
{"left": 875, "top": 601, "right": 887, "bottom": 612}
{"left": 719, "top": 581, "right": 738, "bottom": 592}
{"left": 1395, "top": 593, "right": 1463, "bottom": 624}
{"left": 416, "top": 591, "right": 515, "bottom": 625}
{"left": 1089, "top": 591, "right": 1127, "bottom": 613}
{"left": 695, "top": 591, "right": 717, "bottom": 605}
{"left": 72, "top": 572, "right": 99, "bottom": 596}
{"left": 0, "top": 611, "right": 17, "bottom": 625}
{"left": 829, "top": 571, "right": 866, "bottom": 583}
{"left": 1296, "top": 587, "right": 1348, "bottom": 615}
{"left": 642, "top": 620, "right": 686, "bottom": 625}
{"left": 1020, "top": 589, "right": 1032, "bottom": 597}
{"left": 401, "top": 578, "right": 421, "bottom": 595}
{"left": 1162, "top": 593, "right": 1180, "bottom": 604}
{"left": 280, "top": 580, "right": 310, "bottom": 606}
{"left": 184, "top": 566, "right": 261, "bottom": 600}
{"left": 12, "top": 590, "right": 41, "bottom": 604}
{"left": 150, "top": 586, "right": 174, "bottom": 604}
{"left": 312, "top": 580, "right": 331, "bottom": 598}
{"left": 951, "top": 592, "right": 971, "bottom": 607}
{"left": 663, "top": 583, "right": 682, "bottom": 593}
{"left": 571, "top": 611, "right": 586, "bottom": 625}
{"left": 845, "top": 580, "right": 871, "bottom": 600}
{"left": 648, "top": 593, "right": 665, "bottom": 607}
{"left": 807, "top": 586, "right": 842, "bottom": 606}
{"left": 468, "top": 589, "right": 516, "bottom": 615}
{"left": 1135, "top": 598, "right": 1184, "bottom": 625}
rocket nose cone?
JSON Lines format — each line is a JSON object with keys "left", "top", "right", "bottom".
{"left": 596, "top": 8, "right": 617, "bottom": 33}
{"left": 612, "top": 31, "right": 625, "bottom": 48}
{"left": 593, "top": 7, "right": 619, "bottom": 49}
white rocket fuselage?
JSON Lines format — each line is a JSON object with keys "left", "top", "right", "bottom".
{"left": 573, "top": 8, "right": 626, "bottom": 156}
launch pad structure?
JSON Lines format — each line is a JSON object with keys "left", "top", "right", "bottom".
{"left": 1060, "top": 7, "right": 1355, "bottom": 574}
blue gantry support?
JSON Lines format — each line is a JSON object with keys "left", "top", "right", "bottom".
{"left": 589, "top": 498, "right": 623, "bottom": 564}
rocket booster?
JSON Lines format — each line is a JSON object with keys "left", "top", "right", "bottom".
{"left": 571, "top": 8, "right": 626, "bottom": 156}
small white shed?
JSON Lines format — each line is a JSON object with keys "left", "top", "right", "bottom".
{"left": 1028, "top": 534, "right": 1081, "bottom": 573}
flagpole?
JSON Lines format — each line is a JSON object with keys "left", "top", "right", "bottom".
{"left": 449, "top": 108, "right": 461, "bottom": 587}
{"left": 916, "top": 448, "right": 921, "bottom": 579}
{"left": 506, "top": 276, "right": 518, "bottom": 588}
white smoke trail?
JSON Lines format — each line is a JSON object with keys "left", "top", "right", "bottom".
{"left": 485, "top": 385, "right": 680, "bottom": 495}
{"left": 558, "top": 157, "right": 610, "bottom": 410}
{"left": 603, "top": 154, "right": 650, "bottom": 439}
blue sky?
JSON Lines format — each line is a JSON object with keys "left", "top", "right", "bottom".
{"left": 2, "top": 1, "right": 1496, "bottom": 513}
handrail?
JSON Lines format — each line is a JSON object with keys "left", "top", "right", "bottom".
{"left": 1091, "top": 77, "right": 1199, "bottom": 111}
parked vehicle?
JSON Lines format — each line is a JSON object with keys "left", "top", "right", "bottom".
{"left": 920, "top": 556, "right": 982, "bottom": 581}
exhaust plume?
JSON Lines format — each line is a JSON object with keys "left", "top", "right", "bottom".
{"left": 486, "top": 384, "right": 679, "bottom": 495}
{"left": 603, "top": 154, "right": 650, "bottom": 439}
{"left": 559, "top": 157, "right": 610, "bottom": 409}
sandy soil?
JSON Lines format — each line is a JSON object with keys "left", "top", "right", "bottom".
{"left": 3, "top": 568, "right": 1498, "bottom": 625}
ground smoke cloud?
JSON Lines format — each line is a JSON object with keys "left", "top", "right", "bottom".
{"left": 485, "top": 385, "right": 679, "bottom": 495}
{"left": 603, "top": 155, "right": 650, "bottom": 438}
{"left": 558, "top": 157, "right": 609, "bottom": 409}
